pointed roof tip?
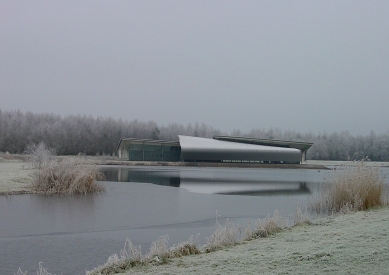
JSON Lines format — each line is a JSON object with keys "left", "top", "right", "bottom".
{"left": 213, "top": 135, "right": 313, "bottom": 152}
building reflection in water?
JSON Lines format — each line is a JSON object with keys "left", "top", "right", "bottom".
{"left": 102, "top": 167, "right": 311, "bottom": 196}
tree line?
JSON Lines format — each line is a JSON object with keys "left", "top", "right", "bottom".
{"left": 0, "top": 110, "right": 223, "bottom": 156}
{"left": 1, "top": 110, "right": 388, "bottom": 161}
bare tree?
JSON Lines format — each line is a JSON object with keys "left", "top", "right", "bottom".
{"left": 25, "top": 141, "right": 56, "bottom": 168}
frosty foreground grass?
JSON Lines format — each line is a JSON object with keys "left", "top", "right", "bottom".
{"left": 86, "top": 210, "right": 287, "bottom": 275}
{"left": 15, "top": 262, "right": 56, "bottom": 275}
{"left": 86, "top": 235, "right": 201, "bottom": 275}
{"left": 311, "top": 160, "right": 387, "bottom": 213}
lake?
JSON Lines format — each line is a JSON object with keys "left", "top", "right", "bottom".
{"left": 1, "top": 165, "right": 387, "bottom": 274}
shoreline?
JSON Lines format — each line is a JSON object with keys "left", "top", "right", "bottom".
{"left": 2, "top": 155, "right": 389, "bottom": 273}
{"left": 105, "top": 160, "right": 329, "bottom": 169}
{"left": 117, "top": 206, "right": 389, "bottom": 275}
{"left": 2, "top": 154, "right": 389, "bottom": 196}
{"left": 0, "top": 154, "right": 330, "bottom": 195}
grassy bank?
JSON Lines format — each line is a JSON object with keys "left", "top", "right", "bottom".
{"left": 311, "top": 160, "right": 387, "bottom": 213}
{"left": 0, "top": 153, "right": 107, "bottom": 195}
{"left": 0, "top": 155, "right": 32, "bottom": 195}
{"left": 13, "top": 206, "right": 389, "bottom": 275}
{"left": 116, "top": 206, "right": 389, "bottom": 275}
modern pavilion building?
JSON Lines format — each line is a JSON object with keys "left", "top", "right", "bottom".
{"left": 117, "top": 135, "right": 313, "bottom": 164}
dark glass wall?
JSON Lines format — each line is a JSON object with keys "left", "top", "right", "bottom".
{"left": 128, "top": 143, "right": 181, "bottom": 161}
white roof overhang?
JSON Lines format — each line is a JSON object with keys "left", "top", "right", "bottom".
{"left": 178, "top": 135, "right": 301, "bottom": 162}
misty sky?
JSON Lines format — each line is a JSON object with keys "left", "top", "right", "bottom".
{"left": 1, "top": 1, "right": 389, "bottom": 135}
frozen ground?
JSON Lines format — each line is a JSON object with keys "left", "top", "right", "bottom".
{"left": 119, "top": 207, "right": 389, "bottom": 275}
{"left": 0, "top": 155, "right": 32, "bottom": 194}
{"left": 307, "top": 159, "right": 389, "bottom": 167}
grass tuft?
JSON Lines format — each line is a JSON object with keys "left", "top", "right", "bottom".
{"left": 31, "top": 157, "right": 105, "bottom": 195}
{"left": 148, "top": 235, "right": 170, "bottom": 261}
{"left": 173, "top": 234, "right": 201, "bottom": 256}
{"left": 262, "top": 210, "right": 284, "bottom": 234}
{"left": 25, "top": 141, "right": 105, "bottom": 195}
{"left": 121, "top": 238, "right": 144, "bottom": 264}
{"left": 14, "top": 268, "right": 26, "bottom": 275}
{"left": 243, "top": 210, "right": 286, "bottom": 241}
{"left": 15, "top": 263, "right": 57, "bottom": 275}
{"left": 293, "top": 205, "right": 312, "bottom": 226}
{"left": 204, "top": 219, "right": 239, "bottom": 253}
{"left": 311, "top": 160, "right": 386, "bottom": 213}
{"left": 87, "top": 235, "right": 201, "bottom": 275}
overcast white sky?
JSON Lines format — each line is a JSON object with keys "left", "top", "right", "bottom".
{"left": 1, "top": 1, "right": 388, "bottom": 135}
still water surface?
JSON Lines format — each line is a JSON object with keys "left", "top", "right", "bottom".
{"left": 1, "top": 166, "right": 388, "bottom": 274}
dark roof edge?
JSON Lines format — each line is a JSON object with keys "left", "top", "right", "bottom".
{"left": 213, "top": 135, "right": 313, "bottom": 152}
{"left": 116, "top": 137, "right": 180, "bottom": 151}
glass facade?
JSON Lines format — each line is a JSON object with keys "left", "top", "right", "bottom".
{"left": 162, "top": 145, "right": 181, "bottom": 162}
{"left": 128, "top": 142, "right": 181, "bottom": 161}
{"left": 119, "top": 136, "right": 310, "bottom": 164}
{"left": 128, "top": 143, "right": 144, "bottom": 161}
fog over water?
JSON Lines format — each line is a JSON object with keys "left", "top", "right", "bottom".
{"left": 1, "top": 1, "right": 389, "bottom": 135}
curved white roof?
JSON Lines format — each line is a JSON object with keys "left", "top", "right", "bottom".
{"left": 178, "top": 135, "right": 301, "bottom": 162}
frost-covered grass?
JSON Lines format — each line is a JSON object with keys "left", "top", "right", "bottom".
{"left": 0, "top": 161, "right": 32, "bottom": 195}
{"left": 204, "top": 219, "right": 239, "bottom": 252}
{"left": 15, "top": 209, "right": 305, "bottom": 275}
{"left": 86, "top": 235, "right": 201, "bottom": 275}
{"left": 242, "top": 210, "right": 288, "bottom": 242}
{"left": 31, "top": 157, "right": 105, "bottom": 195}
{"left": 15, "top": 262, "right": 57, "bottom": 275}
{"left": 25, "top": 141, "right": 105, "bottom": 195}
{"left": 17, "top": 200, "right": 388, "bottom": 275}
{"left": 17, "top": 206, "right": 389, "bottom": 275}
{"left": 87, "top": 211, "right": 287, "bottom": 275}
{"left": 123, "top": 206, "right": 389, "bottom": 275}
{"left": 311, "top": 160, "right": 387, "bottom": 213}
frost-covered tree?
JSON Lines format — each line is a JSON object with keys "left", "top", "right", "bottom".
{"left": 1, "top": 109, "right": 389, "bottom": 160}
